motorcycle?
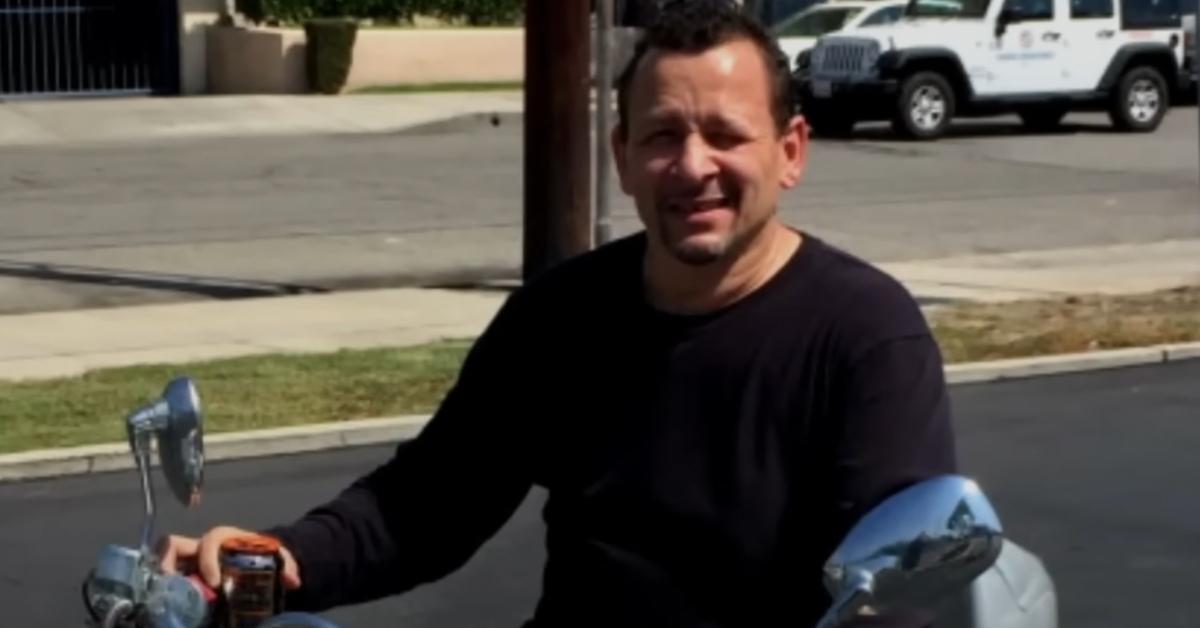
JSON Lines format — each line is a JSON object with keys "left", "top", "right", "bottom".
{"left": 81, "top": 377, "right": 1058, "bottom": 628}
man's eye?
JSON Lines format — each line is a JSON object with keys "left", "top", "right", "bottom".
{"left": 708, "top": 131, "right": 746, "bottom": 149}
{"left": 642, "top": 130, "right": 679, "bottom": 144}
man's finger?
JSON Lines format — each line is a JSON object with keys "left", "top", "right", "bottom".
{"left": 280, "top": 568, "right": 302, "bottom": 590}
{"left": 198, "top": 528, "right": 235, "bottom": 588}
{"left": 277, "top": 546, "right": 303, "bottom": 590}
{"left": 158, "top": 535, "right": 198, "bottom": 574}
{"left": 157, "top": 536, "right": 177, "bottom": 573}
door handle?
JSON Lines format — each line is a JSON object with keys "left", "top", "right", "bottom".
{"left": 1042, "top": 31, "right": 1062, "bottom": 41}
{"left": 1097, "top": 29, "right": 1115, "bottom": 38}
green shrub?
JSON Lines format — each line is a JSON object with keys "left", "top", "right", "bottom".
{"left": 304, "top": 18, "right": 359, "bottom": 94}
{"left": 238, "top": 0, "right": 521, "bottom": 26}
{"left": 235, "top": 0, "right": 269, "bottom": 23}
{"left": 424, "top": 0, "right": 523, "bottom": 25}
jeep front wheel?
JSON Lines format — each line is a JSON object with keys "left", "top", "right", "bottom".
{"left": 1109, "top": 66, "right": 1168, "bottom": 132}
{"left": 893, "top": 72, "right": 955, "bottom": 140}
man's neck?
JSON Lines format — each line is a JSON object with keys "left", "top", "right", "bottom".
{"left": 644, "top": 222, "right": 802, "bottom": 316}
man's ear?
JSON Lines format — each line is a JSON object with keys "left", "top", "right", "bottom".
{"left": 611, "top": 124, "right": 633, "bottom": 195}
{"left": 779, "top": 114, "right": 809, "bottom": 189}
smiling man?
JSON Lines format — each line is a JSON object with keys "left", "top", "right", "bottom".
{"left": 158, "top": 2, "right": 957, "bottom": 627}
{"left": 613, "top": 1, "right": 808, "bottom": 311}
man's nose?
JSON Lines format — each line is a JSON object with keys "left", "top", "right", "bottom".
{"left": 673, "top": 134, "right": 718, "bottom": 182}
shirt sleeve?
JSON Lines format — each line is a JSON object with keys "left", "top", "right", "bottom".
{"left": 260, "top": 290, "right": 538, "bottom": 612}
{"left": 824, "top": 271, "right": 959, "bottom": 627}
{"left": 834, "top": 332, "right": 958, "bottom": 522}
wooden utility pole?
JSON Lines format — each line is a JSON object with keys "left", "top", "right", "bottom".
{"left": 523, "top": 0, "right": 593, "bottom": 281}
{"left": 594, "top": 0, "right": 614, "bottom": 246}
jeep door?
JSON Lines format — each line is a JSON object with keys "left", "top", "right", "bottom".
{"left": 988, "top": 0, "right": 1072, "bottom": 93}
{"left": 1055, "top": 0, "right": 1123, "bottom": 90}
{"left": 1057, "top": 0, "right": 1182, "bottom": 91}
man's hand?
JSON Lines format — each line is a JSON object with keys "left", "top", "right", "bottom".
{"left": 157, "top": 526, "right": 302, "bottom": 590}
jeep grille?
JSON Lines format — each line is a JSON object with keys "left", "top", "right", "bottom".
{"left": 813, "top": 41, "right": 878, "bottom": 75}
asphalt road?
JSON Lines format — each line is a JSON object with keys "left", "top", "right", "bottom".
{"left": 2, "top": 360, "right": 1198, "bottom": 627}
{"left": 0, "top": 108, "right": 1197, "bottom": 313}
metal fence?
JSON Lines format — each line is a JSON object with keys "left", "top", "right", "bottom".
{"left": 0, "top": 0, "right": 177, "bottom": 98}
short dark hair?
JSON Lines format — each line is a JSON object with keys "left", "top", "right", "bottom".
{"left": 615, "top": 0, "right": 796, "bottom": 140}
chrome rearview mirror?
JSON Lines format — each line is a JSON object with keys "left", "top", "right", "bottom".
{"left": 816, "top": 475, "right": 1003, "bottom": 628}
{"left": 156, "top": 377, "right": 204, "bottom": 507}
{"left": 125, "top": 376, "right": 205, "bottom": 554}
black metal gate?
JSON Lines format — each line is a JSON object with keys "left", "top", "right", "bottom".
{"left": 0, "top": 0, "right": 179, "bottom": 98}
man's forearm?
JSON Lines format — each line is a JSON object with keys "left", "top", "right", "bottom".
{"left": 262, "top": 407, "right": 535, "bottom": 612}
{"left": 262, "top": 449, "right": 414, "bottom": 611}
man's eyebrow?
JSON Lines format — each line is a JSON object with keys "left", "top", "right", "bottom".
{"left": 707, "top": 114, "right": 754, "bottom": 132}
{"left": 643, "top": 108, "right": 683, "bottom": 126}
{"left": 637, "top": 108, "right": 757, "bottom": 136}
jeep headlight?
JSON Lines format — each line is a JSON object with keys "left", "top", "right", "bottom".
{"left": 864, "top": 44, "right": 881, "bottom": 70}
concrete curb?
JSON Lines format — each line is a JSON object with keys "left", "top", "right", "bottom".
{"left": 0, "top": 415, "right": 431, "bottom": 484}
{"left": 3, "top": 342, "right": 1199, "bottom": 483}
{"left": 947, "top": 345, "right": 1167, "bottom": 384}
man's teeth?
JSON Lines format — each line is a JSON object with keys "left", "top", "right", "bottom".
{"left": 680, "top": 199, "right": 726, "bottom": 211}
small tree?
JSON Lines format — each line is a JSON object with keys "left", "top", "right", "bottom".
{"left": 305, "top": 17, "right": 359, "bottom": 94}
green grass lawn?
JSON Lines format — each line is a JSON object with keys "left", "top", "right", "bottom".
{"left": 3, "top": 286, "right": 1197, "bottom": 455}
{"left": 929, "top": 286, "right": 1200, "bottom": 362}
{"left": 0, "top": 340, "right": 471, "bottom": 454}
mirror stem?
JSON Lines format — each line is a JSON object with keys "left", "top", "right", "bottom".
{"left": 126, "top": 401, "right": 168, "bottom": 555}
{"left": 815, "top": 568, "right": 875, "bottom": 628}
{"left": 128, "top": 401, "right": 169, "bottom": 434}
{"left": 133, "top": 433, "right": 158, "bottom": 556}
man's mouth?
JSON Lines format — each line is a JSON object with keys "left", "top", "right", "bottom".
{"left": 667, "top": 197, "right": 733, "bottom": 215}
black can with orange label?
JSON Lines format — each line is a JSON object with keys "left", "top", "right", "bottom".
{"left": 217, "top": 534, "right": 285, "bottom": 628}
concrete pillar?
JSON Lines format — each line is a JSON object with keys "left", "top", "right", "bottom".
{"left": 178, "top": 0, "right": 226, "bottom": 94}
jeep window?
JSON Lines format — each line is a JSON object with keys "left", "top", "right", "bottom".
{"left": 905, "top": 0, "right": 990, "bottom": 19}
{"left": 1121, "top": 0, "right": 1182, "bottom": 28}
{"left": 1003, "top": 0, "right": 1054, "bottom": 19}
{"left": 861, "top": 5, "right": 906, "bottom": 25}
{"left": 774, "top": 7, "right": 866, "bottom": 36}
{"left": 1072, "top": 0, "right": 1114, "bottom": 18}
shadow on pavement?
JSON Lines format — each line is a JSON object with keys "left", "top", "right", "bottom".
{"left": 848, "top": 120, "right": 1122, "bottom": 142}
{"left": 808, "top": 101, "right": 1197, "bottom": 142}
{"left": 0, "top": 259, "right": 328, "bottom": 299}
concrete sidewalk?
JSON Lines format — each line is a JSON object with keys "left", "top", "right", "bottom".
{"left": 0, "top": 287, "right": 506, "bottom": 381}
{"left": 1, "top": 238, "right": 1196, "bottom": 382}
{"left": 0, "top": 91, "right": 524, "bottom": 148}
{"left": 885, "top": 238, "right": 1200, "bottom": 304}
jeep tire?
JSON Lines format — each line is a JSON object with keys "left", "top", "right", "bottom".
{"left": 1109, "top": 66, "right": 1168, "bottom": 133}
{"left": 893, "top": 72, "right": 956, "bottom": 140}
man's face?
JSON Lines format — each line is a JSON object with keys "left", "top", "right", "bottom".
{"left": 612, "top": 37, "right": 807, "bottom": 266}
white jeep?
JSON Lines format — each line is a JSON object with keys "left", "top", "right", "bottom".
{"left": 797, "top": 0, "right": 1191, "bottom": 138}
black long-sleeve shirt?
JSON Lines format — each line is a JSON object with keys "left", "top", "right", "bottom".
{"left": 265, "top": 231, "right": 958, "bottom": 627}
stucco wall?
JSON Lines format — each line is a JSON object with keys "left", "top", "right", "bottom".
{"left": 206, "top": 26, "right": 526, "bottom": 94}
{"left": 207, "top": 26, "right": 307, "bottom": 94}
{"left": 348, "top": 29, "right": 524, "bottom": 87}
